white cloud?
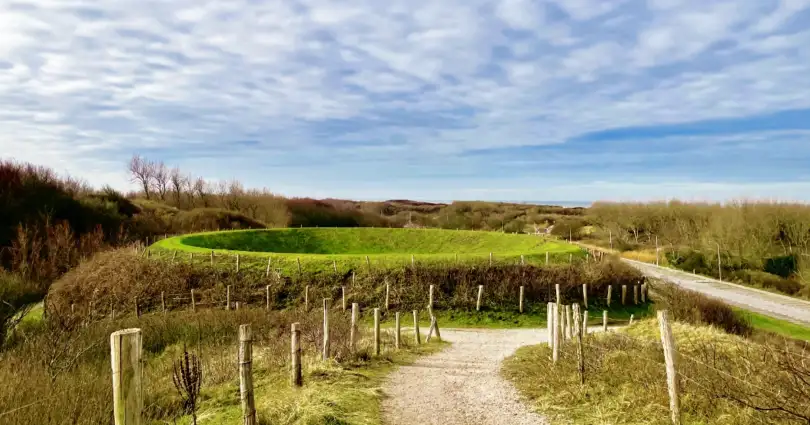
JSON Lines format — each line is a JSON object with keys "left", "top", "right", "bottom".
{"left": 0, "top": 0, "right": 809, "bottom": 200}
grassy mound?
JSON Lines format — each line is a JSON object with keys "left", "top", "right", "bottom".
{"left": 503, "top": 320, "right": 810, "bottom": 425}
{"left": 152, "top": 228, "right": 581, "bottom": 273}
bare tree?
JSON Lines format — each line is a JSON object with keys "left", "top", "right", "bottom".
{"left": 193, "top": 177, "right": 210, "bottom": 207}
{"left": 128, "top": 155, "right": 154, "bottom": 199}
{"left": 152, "top": 161, "right": 169, "bottom": 201}
{"left": 169, "top": 167, "right": 186, "bottom": 207}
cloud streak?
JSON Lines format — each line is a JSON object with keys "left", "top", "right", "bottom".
{"left": 1, "top": 0, "right": 810, "bottom": 200}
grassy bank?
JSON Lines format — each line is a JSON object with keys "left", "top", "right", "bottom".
{"left": 0, "top": 308, "right": 444, "bottom": 425}
{"left": 150, "top": 228, "right": 583, "bottom": 274}
{"left": 503, "top": 320, "right": 810, "bottom": 425}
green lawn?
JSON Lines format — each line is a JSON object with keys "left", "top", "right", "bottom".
{"left": 736, "top": 309, "right": 810, "bottom": 342}
{"left": 151, "top": 228, "right": 583, "bottom": 274}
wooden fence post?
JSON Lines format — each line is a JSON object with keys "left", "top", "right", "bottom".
{"left": 642, "top": 283, "right": 647, "bottom": 303}
{"left": 476, "top": 285, "right": 484, "bottom": 311}
{"left": 161, "top": 292, "right": 166, "bottom": 314}
{"left": 239, "top": 324, "right": 256, "bottom": 425}
{"left": 350, "top": 303, "right": 359, "bottom": 352}
{"left": 365, "top": 255, "right": 370, "bottom": 272}
{"left": 373, "top": 308, "right": 381, "bottom": 356}
{"left": 552, "top": 304, "right": 560, "bottom": 364}
{"left": 191, "top": 289, "right": 196, "bottom": 312}
{"left": 385, "top": 282, "right": 390, "bottom": 311}
{"left": 395, "top": 312, "right": 401, "bottom": 349}
{"left": 291, "top": 323, "right": 302, "bottom": 387}
{"left": 555, "top": 284, "right": 561, "bottom": 305}
{"left": 603, "top": 311, "right": 608, "bottom": 332}
{"left": 630, "top": 314, "right": 635, "bottom": 325}
{"left": 411, "top": 254, "right": 415, "bottom": 268}
{"left": 297, "top": 257, "right": 301, "bottom": 274}
{"left": 582, "top": 310, "right": 588, "bottom": 336}
{"left": 226, "top": 285, "right": 232, "bottom": 310}
{"left": 172, "top": 250, "right": 177, "bottom": 262}
{"left": 266, "top": 257, "right": 272, "bottom": 278}
{"left": 519, "top": 286, "right": 524, "bottom": 313}
{"left": 433, "top": 313, "right": 441, "bottom": 341}
{"left": 428, "top": 285, "right": 434, "bottom": 311}
{"left": 210, "top": 250, "right": 214, "bottom": 265}
{"left": 489, "top": 252, "right": 493, "bottom": 266}
{"left": 235, "top": 254, "right": 240, "bottom": 273}
{"left": 582, "top": 284, "right": 588, "bottom": 309}
{"left": 342, "top": 286, "right": 346, "bottom": 311}
{"left": 621, "top": 285, "right": 627, "bottom": 305}
{"left": 547, "top": 302, "right": 553, "bottom": 348}
{"left": 304, "top": 286, "right": 309, "bottom": 311}
{"left": 634, "top": 285, "right": 639, "bottom": 304}
{"left": 266, "top": 285, "right": 271, "bottom": 311}
{"left": 333, "top": 260, "right": 337, "bottom": 274}
{"left": 111, "top": 328, "right": 143, "bottom": 425}
{"left": 658, "top": 310, "right": 681, "bottom": 425}
{"left": 572, "top": 304, "right": 580, "bottom": 338}
{"left": 413, "top": 310, "right": 421, "bottom": 345}
{"left": 566, "top": 305, "right": 574, "bottom": 339}
{"left": 323, "top": 299, "right": 330, "bottom": 361}
{"left": 574, "top": 305, "right": 584, "bottom": 384}
{"left": 607, "top": 285, "right": 612, "bottom": 307}
{"left": 520, "top": 255, "right": 525, "bottom": 265}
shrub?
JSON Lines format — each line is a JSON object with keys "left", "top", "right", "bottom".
{"left": 653, "top": 282, "right": 752, "bottom": 336}
{"left": 550, "top": 217, "right": 589, "bottom": 241}
{"left": 764, "top": 254, "right": 799, "bottom": 279}
{"left": 729, "top": 270, "right": 803, "bottom": 295}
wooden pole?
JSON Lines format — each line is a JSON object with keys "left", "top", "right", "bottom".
{"left": 426, "top": 316, "right": 436, "bottom": 342}
{"left": 519, "top": 286, "right": 524, "bottom": 313}
{"left": 429, "top": 285, "right": 434, "bottom": 311}
{"left": 333, "top": 260, "right": 337, "bottom": 274}
{"left": 323, "top": 299, "right": 330, "bottom": 361}
{"left": 520, "top": 254, "right": 525, "bottom": 265}
{"left": 642, "top": 283, "right": 647, "bottom": 303}
{"left": 373, "top": 308, "right": 381, "bottom": 356}
{"left": 489, "top": 252, "right": 493, "bottom": 266}
{"left": 304, "top": 286, "right": 309, "bottom": 311}
{"left": 191, "top": 289, "right": 196, "bottom": 312}
{"left": 413, "top": 310, "right": 421, "bottom": 345}
{"left": 342, "top": 286, "right": 346, "bottom": 311}
{"left": 552, "top": 304, "right": 560, "bottom": 363}
{"left": 566, "top": 305, "right": 574, "bottom": 340}
{"left": 607, "top": 285, "right": 612, "bottom": 307}
{"left": 210, "top": 250, "right": 214, "bottom": 265}
{"left": 603, "top": 311, "right": 608, "bottom": 332}
{"left": 239, "top": 324, "right": 256, "bottom": 425}
{"left": 291, "top": 323, "right": 302, "bottom": 387}
{"left": 110, "top": 328, "right": 143, "bottom": 425}
{"left": 161, "top": 291, "right": 166, "bottom": 314}
{"left": 634, "top": 284, "right": 639, "bottom": 305}
{"left": 297, "top": 257, "right": 301, "bottom": 274}
{"left": 385, "top": 282, "right": 390, "bottom": 311}
{"left": 365, "top": 255, "right": 370, "bottom": 272}
{"left": 582, "top": 309, "right": 588, "bottom": 336}
{"left": 172, "top": 250, "right": 177, "bottom": 262}
{"left": 433, "top": 313, "right": 441, "bottom": 341}
{"left": 658, "top": 310, "right": 681, "bottom": 425}
{"left": 555, "top": 283, "right": 561, "bottom": 305}
{"left": 395, "top": 312, "right": 401, "bottom": 349}
{"left": 572, "top": 303, "right": 580, "bottom": 338}
{"left": 621, "top": 285, "right": 627, "bottom": 305}
{"left": 350, "top": 303, "right": 359, "bottom": 352}
{"left": 476, "top": 285, "right": 484, "bottom": 311}
{"left": 226, "top": 285, "right": 232, "bottom": 310}
{"left": 547, "top": 302, "right": 553, "bottom": 348}
{"left": 266, "top": 285, "right": 271, "bottom": 311}
{"left": 236, "top": 254, "right": 240, "bottom": 273}
{"left": 574, "top": 305, "right": 584, "bottom": 384}
{"left": 266, "top": 257, "right": 272, "bottom": 278}
{"left": 411, "top": 254, "right": 415, "bottom": 268}
{"left": 582, "top": 284, "right": 588, "bottom": 309}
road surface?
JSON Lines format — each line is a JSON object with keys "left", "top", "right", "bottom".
{"left": 625, "top": 259, "right": 810, "bottom": 325}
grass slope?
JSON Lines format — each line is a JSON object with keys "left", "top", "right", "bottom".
{"left": 152, "top": 228, "right": 582, "bottom": 274}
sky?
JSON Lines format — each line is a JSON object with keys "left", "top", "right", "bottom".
{"left": 2, "top": 0, "right": 810, "bottom": 203}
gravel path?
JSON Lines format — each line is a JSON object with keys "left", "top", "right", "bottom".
{"left": 625, "top": 259, "right": 810, "bottom": 325}
{"left": 382, "top": 328, "right": 549, "bottom": 425}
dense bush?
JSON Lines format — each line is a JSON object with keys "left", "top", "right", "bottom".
{"left": 286, "top": 198, "right": 389, "bottom": 228}
{"left": 729, "top": 270, "right": 803, "bottom": 295}
{"left": 47, "top": 249, "right": 643, "bottom": 321}
{"left": 653, "top": 282, "right": 752, "bottom": 336}
{"left": 550, "top": 217, "right": 589, "bottom": 241}
{"left": 764, "top": 254, "right": 799, "bottom": 279}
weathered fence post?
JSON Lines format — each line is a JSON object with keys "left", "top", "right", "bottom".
{"left": 296, "top": 257, "right": 301, "bottom": 274}
{"left": 323, "top": 299, "right": 330, "bottom": 361}
{"left": 235, "top": 254, "right": 240, "bottom": 273}
{"left": 552, "top": 304, "right": 560, "bottom": 364}
{"left": 602, "top": 310, "right": 608, "bottom": 332}
{"left": 395, "top": 312, "right": 401, "bottom": 349}
{"left": 239, "top": 324, "right": 256, "bottom": 425}
{"left": 519, "top": 286, "right": 525, "bottom": 313}
{"left": 582, "top": 284, "right": 588, "bottom": 309}
{"left": 333, "top": 260, "right": 337, "bottom": 274}
{"left": 433, "top": 313, "right": 441, "bottom": 341}
{"left": 520, "top": 255, "right": 525, "bottom": 266}
{"left": 210, "top": 250, "right": 214, "bottom": 265}
{"left": 607, "top": 285, "right": 612, "bottom": 307}
{"left": 428, "top": 285, "right": 434, "bottom": 311}
{"left": 413, "top": 310, "right": 421, "bottom": 345}
{"left": 621, "top": 285, "right": 627, "bottom": 305}
{"left": 266, "top": 285, "right": 271, "bottom": 311}
{"left": 266, "top": 257, "right": 272, "bottom": 278}
{"left": 290, "top": 323, "right": 302, "bottom": 387}
{"left": 342, "top": 286, "right": 346, "bottom": 311}
{"left": 226, "top": 285, "right": 232, "bottom": 310}
{"left": 573, "top": 305, "right": 584, "bottom": 384}
{"left": 489, "top": 252, "right": 493, "bottom": 266}
{"left": 634, "top": 284, "right": 639, "bottom": 305}
{"left": 547, "top": 302, "right": 553, "bottom": 348}
{"left": 304, "top": 286, "right": 309, "bottom": 311}
{"left": 411, "top": 254, "right": 415, "bottom": 268}
{"left": 190, "top": 289, "right": 196, "bottom": 312}
{"left": 385, "top": 282, "right": 390, "bottom": 311}
{"left": 642, "top": 283, "right": 647, "bottom": 303}
{"left": 567, "top": 305, "right": 574, "bottom": 339}
{"left": 555, "top": 283, "right": 561, "bottom": 305}
{"left": 350, "top": 303, "right": 359, "bottom": 352}
{"left": 172, "top": 250, "right": 177, "bottom": 262}
{"left": 111, "top": 328, "right": 143, "bottom": 425}
{"left": 582, "top": 310, "right": 588, "bottom": 336}
{"left": 658, "top": 310, "right": 681, "bottom": 425}
{"left": 373, "top": 308, "right": 381, "bottom": 356}
{"left": 365, "top": 255, "right": 370, "bottom": 271}
{"left": 476, "top": 285, "right": 484, "bottom": 311}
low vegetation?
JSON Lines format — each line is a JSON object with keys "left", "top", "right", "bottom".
{"left": 0, "top": 308, "right": 442, "bottom": 425}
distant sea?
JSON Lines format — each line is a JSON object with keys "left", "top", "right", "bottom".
{"left": 425, "top": 200, "right": 593, "bottom": 208}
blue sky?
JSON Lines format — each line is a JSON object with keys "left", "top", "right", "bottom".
{"left": 2, "top": 0, "right": 810, "bottom": 202}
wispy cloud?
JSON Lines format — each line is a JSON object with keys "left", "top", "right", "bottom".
{"left": 1, "top": 0, "right": 810, "bottom": 200}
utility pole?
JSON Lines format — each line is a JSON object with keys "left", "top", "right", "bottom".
{"left": 715, "top": 241, "right": 722, "bottom": 281}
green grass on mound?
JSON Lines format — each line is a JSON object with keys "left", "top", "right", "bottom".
{"left": 151, "top": 228, "right": 583, "bottom": 274}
